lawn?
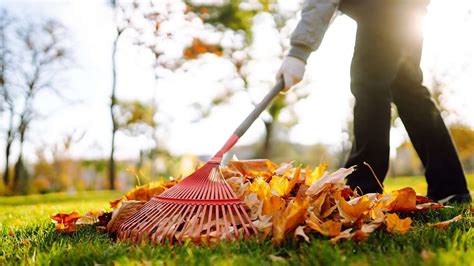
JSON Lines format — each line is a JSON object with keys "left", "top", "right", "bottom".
{"left": 1, "top": 176, "right": 473, "bottom": 266}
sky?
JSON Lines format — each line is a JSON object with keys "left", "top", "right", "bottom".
{"left": 1, "top": 0, "right": 473, "bottom": 167}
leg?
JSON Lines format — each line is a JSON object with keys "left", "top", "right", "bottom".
{"left": 391, "top": 34, "right": 470, "bottom": 201}
{"left": 345, "top": 24, "right": 402, "bottom": 194}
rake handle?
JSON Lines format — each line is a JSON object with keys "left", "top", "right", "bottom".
{"left": 212, "top": 79, "right": 285, "bottom": 161}
{"left": 235, "top": 79, "right": 285, "bottom": 137}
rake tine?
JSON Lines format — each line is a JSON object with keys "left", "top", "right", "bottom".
{"left": 176, "top": 204, "right": 197, "bottom": 243}
{"left": 239, "top": 204, "right": 258, "bottom": 236}
{"left": 220, "top": 205, "right": 230, "bottom": 241}
{"left": 170, "top": 204, "right": 193, "bottom": 241}
{"left": 226, "top": 204, "right": 240, "bottom": 240}
{"left": 193, "top": 205, "right": 208, "bottom": 243}
{"left": 233, "top": 204, "right": 250, "bottom": 237}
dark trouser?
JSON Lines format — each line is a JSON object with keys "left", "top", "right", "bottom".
{"left": 340, "top": 1, "right": 470, "bottom": 200}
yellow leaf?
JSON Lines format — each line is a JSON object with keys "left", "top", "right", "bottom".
{"left": 248, "top": 177, "right": 271, "bottom": 200}
{"left": 305, "top": 162, "right": 328, "bottom": 186}
{"left": 269, "top": 175, "right": 289, "bottom": 196}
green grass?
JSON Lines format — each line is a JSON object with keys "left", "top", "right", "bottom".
{"left": 384, "top": 174, "right": 474, "bottom": 196}
{"left": 0, "top": 178, "right": 473, "bottom": 266}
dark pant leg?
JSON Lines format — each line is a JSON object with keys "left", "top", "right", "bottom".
{"left": 390, "top": 33, "right": 470, "bottom": 200}
{"left": 344, "top": 24, "right": 402, "bottom": 194}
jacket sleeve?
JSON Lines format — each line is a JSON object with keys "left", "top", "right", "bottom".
{"left": 288, "top": 0, "right": 340, "bottom": 63}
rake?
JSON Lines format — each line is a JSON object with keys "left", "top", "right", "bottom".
{"left": 117, "top": 80, "right": 285, "bottom": 244}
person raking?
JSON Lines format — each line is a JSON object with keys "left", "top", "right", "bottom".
{"left": 276, "top": 0, "right": 471, "bottom": 203}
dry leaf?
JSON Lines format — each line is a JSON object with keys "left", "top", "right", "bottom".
{"left": 61, "top": 158, "right": 461, "bottom": 244}
{"left": 51, "top": 212, "right": 82, "bottom": 234}
{"left": 336, "top": 194, "right": 372, "bottom": 223}
{"left": 76, "top": 210, "right": 104, "bottom": 225}
{"left": 429, "top": 215, "right": 462, "bottom": 229}
{"left": 385, "top": 213, "right": 412, "bottom": 234}
{"left": 263, "top": 195, "right": 286, "bottom": 216}
{"left": 305, "top": 162, "right": 328, "bottom": 186}
{"left": 306, "top": 166, "right": 356, "bottom": 196}
{"left": 306, "top": 215, "right": 342, "bottom": 237}
{"left": 294, "top": 225, "right": 310, "bottom": 243}
{"left": 273, "top": 195, "right": 309, "bottom": 244}
{"left": 385, "top": 187, "right": 417, "bottom": 212}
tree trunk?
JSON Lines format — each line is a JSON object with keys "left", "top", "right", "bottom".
{"left": 3, "top": 136, "right": 12, "bottom": 186}
{"left": 12, "top": 124, "right": 26, "bottom": 193}
{"left": 3, "top": 108, "right": 15, "bottom": 186}
{"left": 108, "top": 28, "right": 121, "bottom": 190}
{"left": 261, "top": 120, "right": 274, "bottom": 158}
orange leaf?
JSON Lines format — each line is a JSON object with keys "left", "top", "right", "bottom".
{"left": 385, "top": 187, "right": 417, "bottom": 212}
{"left": 272, "top": 196, "right": 309, "bottom": 244}
{"left": 336, "top": 194, "right": 372, "bottom": 223}
{"left": 262, "top": 195, "right": 286, "bottom": 216}
{"left": 109, "top": 197, "right": 124, "bottom": 209}
{"left": 306, "top": 216, "right": 342, "bottom": 237}
{"left": 385, "top": 213, "right": 412, "bottom": 234}
{"left": 124, "top": 181, "right": 167, "bottom": 202}
{"left": 227, "top": 159, "right": 278, "bottom": 180}
{"left": 51, "top": 212, "right": 82, "bottom": 234}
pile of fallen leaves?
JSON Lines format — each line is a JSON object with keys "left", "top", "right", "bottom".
{"left": 51, "top": 159, "right": 464, "bottom": 244}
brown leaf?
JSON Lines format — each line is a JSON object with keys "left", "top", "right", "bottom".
{"left": 429, "top": 215, "right": 462, "bottom": 229}
{"left": 97, "top": 212, "right": 112, "bottom": 227}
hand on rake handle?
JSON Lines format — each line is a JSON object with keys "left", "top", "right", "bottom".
{"left": 276, "top": 56, "right": 306, "bottom": 92}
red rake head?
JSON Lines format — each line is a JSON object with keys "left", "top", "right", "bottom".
{"left": 116, "top": 161, "right": 258, "bottom": 245}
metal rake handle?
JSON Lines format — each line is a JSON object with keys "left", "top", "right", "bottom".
{"left": 234, "top": 79, "right": 285, "bottom": 137}
{"left": 211, "top": 79, "right": 285, "bottom": 160}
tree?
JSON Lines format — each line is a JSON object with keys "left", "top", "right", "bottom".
{"left": 0, "top": 13, "right": 70, "bottom": 193}
{"left": 0, "top": 10, "right": 14, "bottom": 186}
{"left": 185, "top": 0, "right": 308, "bottom": 158}
{"left": 108, "top": 0, "right": 127, "bottom": 190}
{"left": 449, "top": 125, "right": 474, "bottom": 162}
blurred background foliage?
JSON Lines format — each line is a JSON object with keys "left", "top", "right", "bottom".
{"left": 1, "top": 0, "right": 474, "bottom": 195}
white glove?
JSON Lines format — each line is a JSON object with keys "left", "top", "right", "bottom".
{"left": 276, "top": 56, "right": 306, "bottom": 92}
